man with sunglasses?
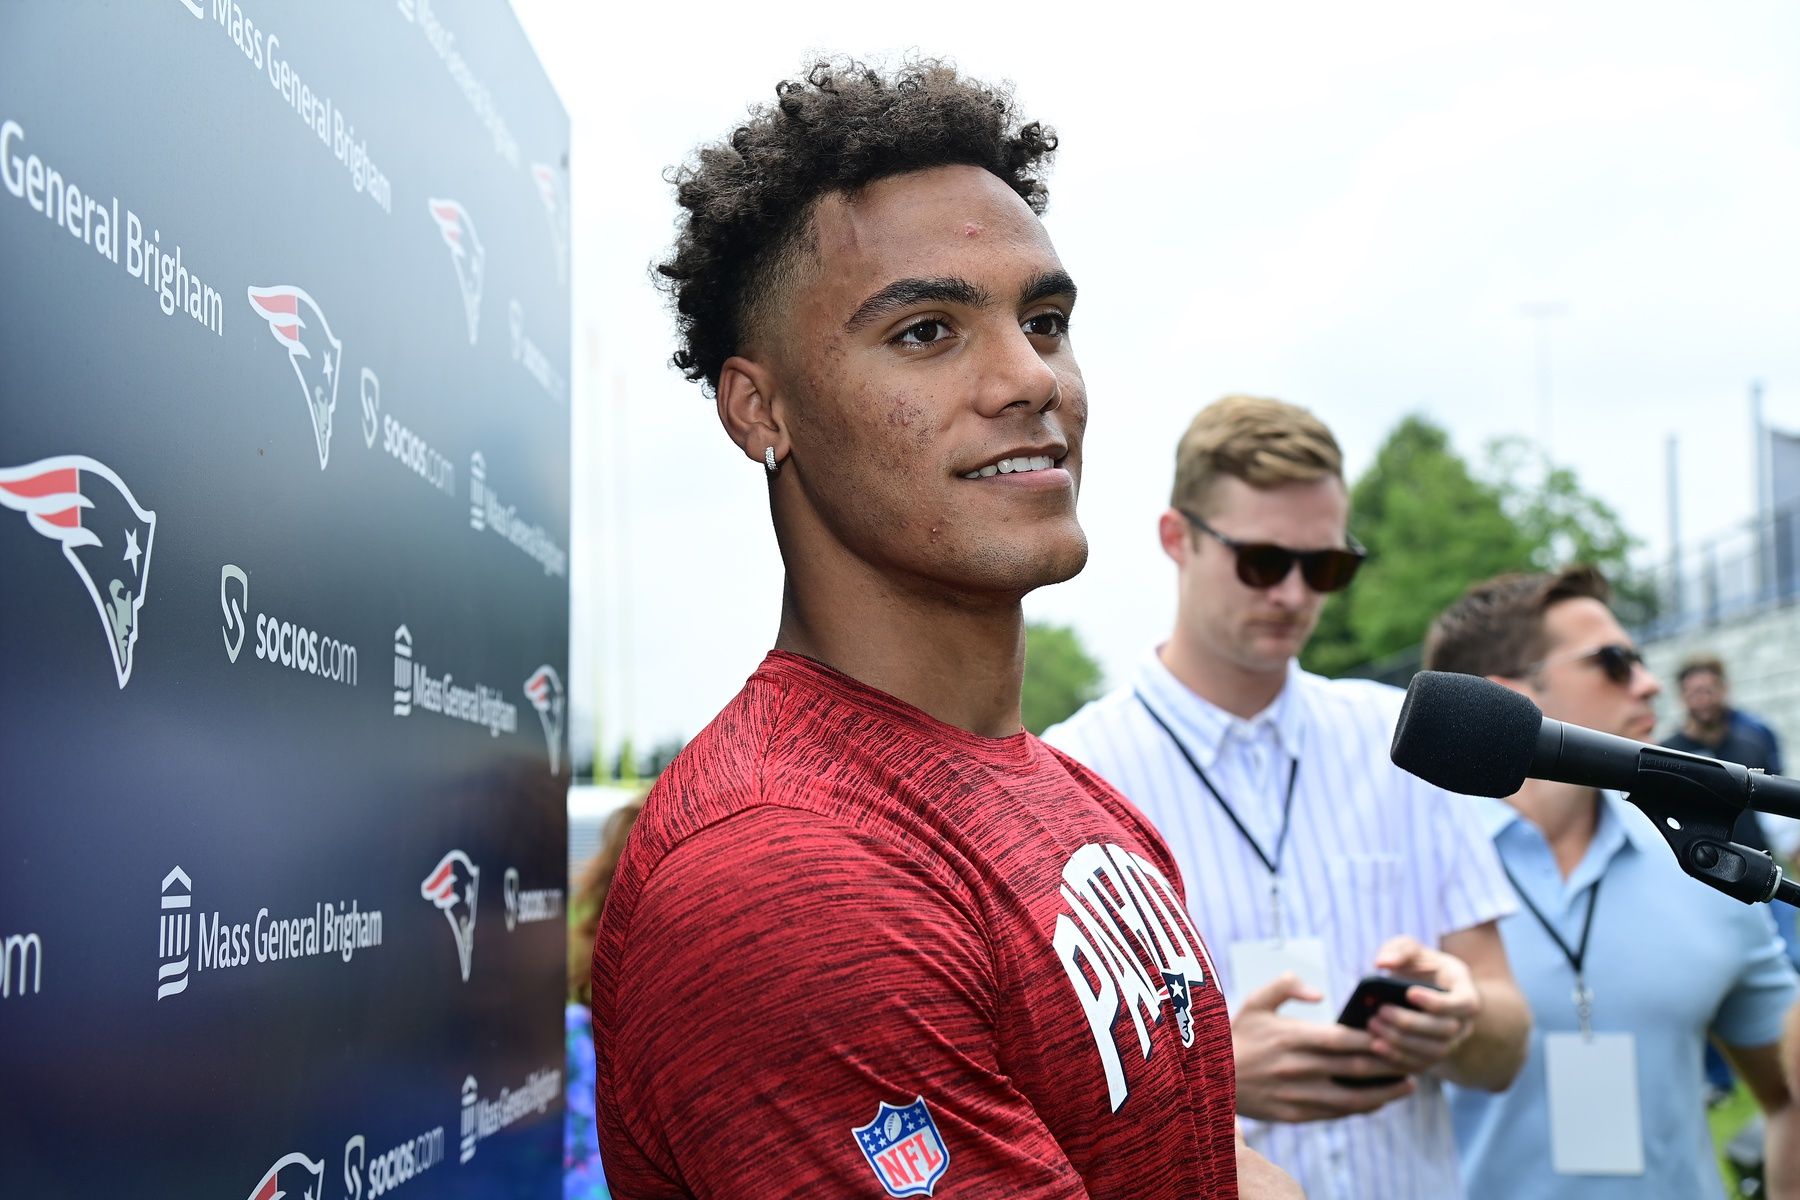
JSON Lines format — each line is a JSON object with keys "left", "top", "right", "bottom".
{"left": 1425, "top": 566, "right": 1800, "bottom": 1198}
{"left": 1046, "top": 395, "right": 1529, "bottom": 1198}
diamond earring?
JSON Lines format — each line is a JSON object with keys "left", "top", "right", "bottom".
{"left": 764, "top": 446, "right": 779, "bottom": 473}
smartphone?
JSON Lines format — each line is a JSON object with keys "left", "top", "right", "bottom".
{"left": 1331, "top": 974, "right": 1443, "bottom": 1089}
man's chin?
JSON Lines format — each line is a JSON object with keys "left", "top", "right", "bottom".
{"left": 1245, "top": 629, "right": 1307, "bottom": 663}
{"left": 1015, "top": 543, "right": 1080, "bottom": 597}
{"left": 908, "top": 531, "right": 1088, "bottom": 603}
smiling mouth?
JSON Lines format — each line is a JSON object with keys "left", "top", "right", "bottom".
{"left": 960, "top": 455, "right": 1063, "bottom": 479}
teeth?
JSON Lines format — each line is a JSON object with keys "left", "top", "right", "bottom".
{"left": 962, "top": 455, "right": 1059, "bottom": 479}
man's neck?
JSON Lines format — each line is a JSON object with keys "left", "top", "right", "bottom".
{"left": 1683, "top": 715, "right": 1729, "bottom": 746}
{"left": 772, "top": 552, "right": 1027, "bottom": 739}
{"left": 1507, "top": 779, "right": 1602, "bottom": 879}
{"left": 1158, "top": 628, "right": 1288, "bottom": 720}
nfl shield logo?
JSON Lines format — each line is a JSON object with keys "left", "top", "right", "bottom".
{"left": 851, "top": 1096, "right": 951, "bottom": 1197}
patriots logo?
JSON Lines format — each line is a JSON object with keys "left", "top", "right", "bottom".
{"left": 0, "top": 456, "right": 156, "bottom": 688}
{"left": 530, "top": 163, "right": 568, "bottom": 283}
{"left": 428, "top": 198, "right": 485, "bottom": 344}
{"left": 244, "top": 1151, "right": 325, "bottom": 1200}
{"left": 421, "top": 849, "right": 479, "bottom": 983}
{"left": 1162, "top": 969, "right": 1196, "bottom": 1048}
{"left": 523, "top": 664, "right": 564, "bottom": 775}
{"left": 246, "top": 285, "right": 343, "bottom": 470}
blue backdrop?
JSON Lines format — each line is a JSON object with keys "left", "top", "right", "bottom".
{"left": 0, "top": 3, "right": 571, "bottom": 1195}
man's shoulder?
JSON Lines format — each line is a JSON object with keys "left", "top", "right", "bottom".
{"left": 1290, "top": 665, "right": 1403, "bottom": 713}
{"left": 1734, "top": 709, "right": 1779, "bottom": 740}
{"left": 1043, "top": 683, "right": 1142, "bottom": 743}
{"left": 1660, "top": 729, "right": 1704, "bottom": 753}
{"left": 636, "top": 675, "right": 786, "bottom": 837}
{"left": 1041, "top": 684, "right": 1159, "bottom": 781}
{"left": 1288, "top": 668, "right": 1406, "bottom": 752}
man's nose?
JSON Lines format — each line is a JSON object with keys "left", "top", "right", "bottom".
{"left": 1266, "top": 560, "right": 1311, "bottom": 608}
{"left": 975, "top": 323, "right": 1060, "bottom": 417}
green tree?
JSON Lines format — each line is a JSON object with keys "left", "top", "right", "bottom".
{"left": 1304, "top": 416, "right": 1532, "bottom": 676}
{"left": 1483, "top": 436, "right": 1639, "bottom": 576}
{"left": 1022, "top": 621, "right": 1104, "bottom": 734}
{"left": 1303, "top": 415, "right": 1641, "bottom": 678}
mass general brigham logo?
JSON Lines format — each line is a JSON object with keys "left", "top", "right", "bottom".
{"left": 852, "top": 1096, "right": 950, "bottom": 1197}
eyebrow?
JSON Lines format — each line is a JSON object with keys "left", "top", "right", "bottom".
{"left": 1019, "top": 269, "right": 1078, "bottom": 309}
{"left": 843, "top": 276, "right": 990, "bottom": 333}
{"left": 840, "top": 268, "right": 1079, "bottom": 334}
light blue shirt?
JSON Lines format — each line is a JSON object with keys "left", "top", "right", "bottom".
{"left": 1449, "top": 791, "right": 1798, "bottom": 1200}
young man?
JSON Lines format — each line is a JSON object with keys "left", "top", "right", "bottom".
{"left": 591, "top": 61, "right": 1288, "bottom": 1198}
{"left": 1045, "top": 395, "right": 1529, "bottom": 1198}
{"left": 1425, "top": 567, "right": 1800, "bottom": 1198}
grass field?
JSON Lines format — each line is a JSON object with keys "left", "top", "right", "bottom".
{"left": 1710, "top": 1082, "right": 1760, "bottom": 1196}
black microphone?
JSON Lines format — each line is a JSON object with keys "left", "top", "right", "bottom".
{"left": 1391, "top": 670, "right": 1800, "bottom": 907}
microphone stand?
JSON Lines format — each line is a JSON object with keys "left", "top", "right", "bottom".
{"left": 1627, "top": 747, "right": 1800, "bottom": 907}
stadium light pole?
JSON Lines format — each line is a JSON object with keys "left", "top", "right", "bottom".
{"left": 1520, "top": 302, "right": 1565, "bottom": 457}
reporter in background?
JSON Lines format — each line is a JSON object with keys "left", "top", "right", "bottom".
{"left": 1664, "top": 653, "right": 1800, "bottom": 1105}
{"left": 566, "top": 798, "right": 643, "bottom": 1200}
{"left": 1665, "top": 654, "right": 1796, "bottom": 860}
{"left": 1425, "top": 566, "right": 1800, "bottom": 1199}
{"left": 1046, "top": 395, "right": 1528, "bottom": 1198}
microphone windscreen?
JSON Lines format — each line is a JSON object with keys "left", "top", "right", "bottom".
{"left": 1390, "top": 671, "right": 1543, "bottom": 797}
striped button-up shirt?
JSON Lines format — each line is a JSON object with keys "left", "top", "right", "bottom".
{"left": 1044, "top": 652, "right": 1516, "bottom": 1200}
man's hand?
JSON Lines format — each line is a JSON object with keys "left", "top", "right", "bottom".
{"left": 1236, "top": 1127, "right": 1306, "bottom": 1198}
{"left": 1233, "top": 973, "right": 1414, "bottom": 1123}
{"left": 1367, "top": 936, "right": 1481, "bottom": 1075}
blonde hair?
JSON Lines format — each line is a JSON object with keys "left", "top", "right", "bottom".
{"left": 1171, "top": 394, "right": 1343, "bottom": 516}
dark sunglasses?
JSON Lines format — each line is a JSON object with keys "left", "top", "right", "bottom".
{"left": 1526, "top": 642, "right": 1645, "bottom": 686}
{"left": 1177, "top": 509, "right": 1366, "bottom": 593}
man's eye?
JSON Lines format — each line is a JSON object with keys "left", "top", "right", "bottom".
{"left": 1023, "top": 312, "right": 1070, "bottom": 338}
{"left": 896, "top": 319, "right": 951, "bottom": 346}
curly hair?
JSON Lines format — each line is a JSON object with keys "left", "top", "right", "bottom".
{"left": 656, "top": 56, "right": 1059, "bottom": 395}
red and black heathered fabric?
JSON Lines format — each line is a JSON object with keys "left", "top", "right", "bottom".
{"left": 592, "top": 652, "right": 1239, "bottom": 1198}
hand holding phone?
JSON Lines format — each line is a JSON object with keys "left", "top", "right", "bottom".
{"left": 1332, "top": 974, "right": 1444, "bottom": 1088}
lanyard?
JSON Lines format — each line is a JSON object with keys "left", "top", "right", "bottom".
{"left": 1500, "top": 859, "right": 1604, "bottom": 1037}
{"left": 1135, "top": 689, "right": 1300, "bottom": 936}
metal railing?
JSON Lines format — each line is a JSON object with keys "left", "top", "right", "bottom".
{"left": 1626, "top": 502, "right": 1800, "bottom": 643}
{"left": 1336, "top": 503, "right": 1800, "bottom": 686}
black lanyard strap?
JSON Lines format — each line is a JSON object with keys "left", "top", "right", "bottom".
{"left": 1134, "top": 688, "right": 1300, "bottom": 877}
{"left": 1500, "top": 859, "right": 1603, "bottom": 980}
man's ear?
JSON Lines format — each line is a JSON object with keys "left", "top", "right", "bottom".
{"left": 1158, "top": 508, "right": 1192, "bottom": 566}
{"left": 717, "top": 355, "right": 788, "bottom": 468}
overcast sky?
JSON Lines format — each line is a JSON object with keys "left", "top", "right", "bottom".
{"left": 510, "top": 0, "right": 1800, "bottom": 763}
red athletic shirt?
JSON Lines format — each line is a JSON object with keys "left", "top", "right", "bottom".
{"left": 592, "top": 652, "right": 1238, "bottom": 1198}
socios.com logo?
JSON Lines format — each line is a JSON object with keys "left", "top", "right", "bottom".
{"left": 220, "top": 561, "right": 358, "bottom": 686}
{"left": 221, "top": 565, "right": 249, "bottom": 662}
